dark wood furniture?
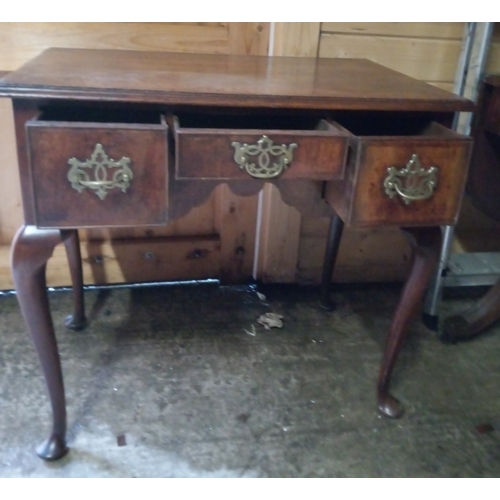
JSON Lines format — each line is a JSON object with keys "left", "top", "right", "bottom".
{"left": 442, "top": 75, "right": 500, "bottom": 342}
{"left": 0, "top": 49, "right": 474, "bottom": 460}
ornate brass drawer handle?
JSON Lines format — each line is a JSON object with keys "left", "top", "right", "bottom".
{"left": 383, "top": 154, "right": 438, "bottom": 205}
{"left": 231, "top": 135, "right": 298, "bottom": 179}
{"left": 67, "top": 143, "right": 133, "bottom": 200}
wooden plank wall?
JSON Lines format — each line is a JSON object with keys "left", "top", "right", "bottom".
{"left": 1, "top": 23, "right": 499, "bottom": 290}
{"left": 0, "top": 22, "right": 269, "bottom": 289}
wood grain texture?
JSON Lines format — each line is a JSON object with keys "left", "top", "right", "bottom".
{"left": 297, "top": 224, "right": 412, "bottom": 284}
{"left": 28, "top": 122, "right": 169, "bottom": 228}
{"left": 255, "top": 184, "right": 302, "bottom": 283}
{"left": 273, "top": 23, "right": 321, "bottom": 57}
{"left": 174, "top": 119, "right": 347, "bottom": 180}
{"left": 228, "top": 23, "right": 269, "bottom": 56}
{"left": 82, "top": 196, "right": 218, "bottom": 241}
{"left": 322, "top": 23, "right": 464, "bottom": 39}
{"left": 253, "top": 23, "right": 321, "bottom": 284}
{"left": 0, "top": 235, "right": 222, "bottom": 289}
{"left": 214, "top": 184, "right": 257, "bottom": 284}
{"left": 82, "top": 235, "right": 221, "bottom": 286}
{"left": 319, "top": 33, "right": 462, "bottom": 83}
{"left": 0, "top": 22, "right": 483, "bottom": 289}
{"left": 0, "top": 97, "right": 23, "bottom": 244}
{"left": 0, "top": 22, "right": 229, "bottom": 71}
{"left": 349, "top": 137, "right": 471, "bottom": 227}
{"left": 0, "top": 49, "right": 473, "bottom": 111}
{"left": 326, "top": 122, "right": 473, "bottom": 228}
{"left": 12, "top": 100, "right": 38, "bottom": 225}
{"left": 214, "top": 22, "right": 267, "bottom": 284}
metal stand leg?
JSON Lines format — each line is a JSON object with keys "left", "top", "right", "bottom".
{"left": 422, "top": 24, "right": 494, "bottom": 333}
{"left": 422, "top": 225, "right": 455, "bottom": 331}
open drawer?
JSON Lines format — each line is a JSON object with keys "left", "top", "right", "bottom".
{"left": 173, "top": 112, "right": 349, "bottom": 181}
{"left": 26, "top": 107, "right": 169, "bottom": 228}
{"left": 325, "top": 120, "right": 473, "bottom": 227}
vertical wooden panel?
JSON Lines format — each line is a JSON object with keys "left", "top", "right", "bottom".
{"left": 211, "top": 22, "right": 269, "bottom": 283}
{"left": 0, "top": 97, "right": 23, "bottom": 245}
{"left": 214, "top": 185, "right": 257, "bottom": 283}
{"left": 273, "top": 23, "right": 320, "bottom": 57}
{"left": 254, "top": 23, "right": 320, "bottom": 284}
{"left": 227, "top": 22, "right": 270, "bottom": 57}
{"left": 256, "top": 184, "right": 302, "bottom": 283}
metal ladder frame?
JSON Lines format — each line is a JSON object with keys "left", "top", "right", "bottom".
{"left": 422, "top": 22, "right": 495, "bottom": 331}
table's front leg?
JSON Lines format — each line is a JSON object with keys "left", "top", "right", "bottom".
{"left": 11, "top": 225, "right": 68, "bottom": 460}
{"left": 377, "top": 226, "right": 441, "bottom": 418}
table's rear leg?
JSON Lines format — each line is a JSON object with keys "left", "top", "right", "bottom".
{"left": 11, "top": 225, "right": 68, "bottom": 460}
{"left": 319, "top": 213, "right": 345, "bottom": 310}
{"left": 61, "top": 229, "right": 87, "bottom": 331}
{"left": 377, "top": 227, "right": 441, "bottom": 418}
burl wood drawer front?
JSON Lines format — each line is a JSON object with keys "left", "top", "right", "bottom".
{"left": 173, "top": 114, "right": 348, "bottom": 181}
{"left": 326, "top": 122, "right": 472, "bottom": 227}
{"left": 27, "top": 112, "right": 168, "bottom": 228}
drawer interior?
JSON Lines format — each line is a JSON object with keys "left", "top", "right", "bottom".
{"left": 330, "top": 112, "right": 456, "bottom": 137}
{"left": 37, "top": 106, "right": 163, "bottom": 125}
{"left": 175, "top": 111, "right": 333, "bottom": 131}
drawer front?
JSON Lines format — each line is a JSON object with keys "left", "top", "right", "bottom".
{"left": 27, "top": 124, "right": 168, "bottom": 228}
{"left": 349, "top": 136, "right": 472, "bottom": 226}
{"left": 175, "top": 120, "right": 348, "bottom": 181}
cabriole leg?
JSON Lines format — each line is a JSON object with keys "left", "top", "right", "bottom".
{"left": 11, "top": 225, "right": 68, "bottom": 460}
{"left": 377, "top": 227, "right": 441, "bottom": 418}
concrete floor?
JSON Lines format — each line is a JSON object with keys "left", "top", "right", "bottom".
{"left": 0, "top": 281, "right": 499, "bottom": 477}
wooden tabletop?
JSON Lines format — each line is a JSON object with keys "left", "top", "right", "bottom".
{"left": 0, "top": 48, "right": 473, "bottom": 112}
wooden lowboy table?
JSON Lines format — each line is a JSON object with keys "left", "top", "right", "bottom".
{"left": 0, "top": 49, "right": 474, "bottom": 460}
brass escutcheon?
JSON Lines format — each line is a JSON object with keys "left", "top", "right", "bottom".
{"left": 231, "top": 135, "right": 297, "bottom": 179}
{"left": 67, "top": 143, "right": 133, "bottom": 200}
{"left": 383, "top": 154, "right": 438, "bottom": 205}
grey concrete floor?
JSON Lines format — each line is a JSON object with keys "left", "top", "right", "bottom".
{"left": 0, "top": 282, "right": 500, "bottom": 477}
